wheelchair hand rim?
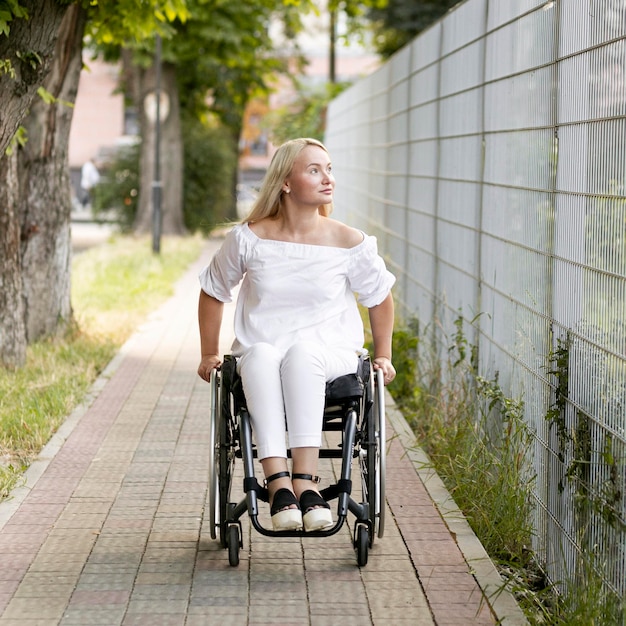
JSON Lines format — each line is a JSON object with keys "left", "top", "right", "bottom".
{"left": 208, "top": 368, "right": 219, "bottom": 541}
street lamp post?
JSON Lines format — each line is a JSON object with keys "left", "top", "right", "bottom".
{"left": 152, "top": 34, "right": 163, "bottom": 254}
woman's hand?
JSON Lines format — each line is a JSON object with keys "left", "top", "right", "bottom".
{"left": 198, "top": 354, "right": 222, "bottom": 382}
{"left": 373, "top": 356, "right": 396, "bottom": 386}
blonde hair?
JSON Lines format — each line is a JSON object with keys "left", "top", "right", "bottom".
{"left": 243, "top": 138, "right": 333, "bottom": 223}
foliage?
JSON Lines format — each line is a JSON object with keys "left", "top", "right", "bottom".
{"left": 1, "top": 0, "right": 189, "bottom": 46}
{"left": 265, "top": 80, "right": 350, "bottom": 144}
{"left": 0, "top": 0, "right": 28, "bottom": 37}
{"left": 545, "top": 333, "right": 625, "bottom": 536}
{"left": 101, "top": 0, "right": 313, "bottom": 137}
{"left": 545, "top": 336, "right": 571, "bottom": 466}
{"left": 182, "top": 114, "right": 237, "bottom": 233}
{"left": 368, "top": 0, "right": 461, "bottom": 58}
{"left": 91, "top": 143, "right": 140, "bottom": 232}
{"left": 4, "top": 124, "right": 26, "bottom": 155}
{"left": 92, "top": 0, "right": 318, "bottom": 236}
{"left": 171, "top": 0, "right": 310, "bottom": 136}
{"left": 91, "top": 116, "right": 237, "bottom": 234}
{"left": 85, "top": 0, "right": 190, "bottom": 45}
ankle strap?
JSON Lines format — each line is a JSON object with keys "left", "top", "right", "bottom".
{"left": 265, "top": 471, "right": 290, "bottom": 486}
{"left": 292, "top": 473, "right": 321, "bottom": 484}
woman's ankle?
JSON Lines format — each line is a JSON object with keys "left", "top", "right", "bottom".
{"left": 292, "top": 473, "right": 321, "bottom": 499}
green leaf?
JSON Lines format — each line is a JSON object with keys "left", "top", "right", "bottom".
{"left": 37, "top": 86, "right": 56, "bottom": 104}
{"left": 5, "top": 125, "right": 28, "bottom": 155}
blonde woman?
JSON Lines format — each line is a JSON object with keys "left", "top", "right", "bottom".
{"left": 198, "top": 138, "right": 396, "bottom": 532}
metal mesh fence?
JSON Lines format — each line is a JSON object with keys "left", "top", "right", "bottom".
{"left": 325, "top": 0, "right": 626, "bottom": 601}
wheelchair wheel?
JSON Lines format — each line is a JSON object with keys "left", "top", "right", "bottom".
{"left": 361, "top": 366, "right": 386, "bottom": 540}
{"left": 227, "top": 524, "right": 240, "bottom": 567}
{"left": 208, "top": 367, "right": 235, "bottom": 548}
{"left": 355, "top": 524, "right": 369, "bottom": 567}
{"left": 374, "top": 367, "right": 386, "bottom": 538}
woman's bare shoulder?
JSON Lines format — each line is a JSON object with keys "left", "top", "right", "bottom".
{"left": 247, "top": 218, "right": 276, "bottom": 239}
{"left": 326, "top": 219, "right": 365, "bottom": 249}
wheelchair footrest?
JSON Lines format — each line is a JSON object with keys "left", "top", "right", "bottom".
{"left": 236, "top": 448, "right": 349, "bottom": 459}
{"left": 243, "top": 476, "right": 269, "bottom": 502}
{"left": 321, "top": 478, "right": 352, "bottom": 501}
{"left": 242, "top": 476, "right": 351, "bottom": 505}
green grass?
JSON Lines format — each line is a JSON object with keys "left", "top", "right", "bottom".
{"left": 0, "top": 234, "right": 205, "bottom": 500}
{"left": 71, "top": 235, "right": 204, "bottom": 344}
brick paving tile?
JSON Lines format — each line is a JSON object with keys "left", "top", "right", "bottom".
{"left": 12, "top": 584, "right": 75, "bottom": 599}
{"left": 309, "top": 601, "right": 371, "bottom": 616}
{"left": 122, "top": 615, "right": 185, "bottom": 626}
{"left": 60, "top": 608, "right": 127, "bottom": 625}
{"left": 0, "top": 621, "right": 60, "bottom": 626}
{"left": 186, "top": 615, "right": 247, "bottom": 626}
{"left": 311, "top": 619, "right": 379, "bottom": 626}
{"left": 1, "top": 597, "right": 67, "bottom": 620}
{"left": 0, "top": 586, "right": 19, "bottom": 601}
{"left": 0, "top": 240, "right": 527, "bottom": 626}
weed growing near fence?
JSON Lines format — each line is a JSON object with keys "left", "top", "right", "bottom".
{"left": 388, "top": 319, "right": 536, "bottom": 563}
{"left": 542, "top": 333, "right": 625, "bottom": 624}
{"left": 386, "top": 313, "right": 626, "bottom": 624}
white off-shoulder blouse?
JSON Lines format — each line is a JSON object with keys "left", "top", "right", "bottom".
{"left": 199, "top": 223, "right": 395, "bottom": 356}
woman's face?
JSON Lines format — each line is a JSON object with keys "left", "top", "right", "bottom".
{"left": 283, "top": 145, "right": 335, "bottom": 207}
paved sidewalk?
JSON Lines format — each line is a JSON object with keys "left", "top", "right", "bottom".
{"left": 0, "top": 239, "right": 526, "bottom": 626}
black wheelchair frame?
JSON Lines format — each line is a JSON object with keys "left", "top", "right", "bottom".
{"left": 208, "top": 354, "right": 386, "bottom": 567}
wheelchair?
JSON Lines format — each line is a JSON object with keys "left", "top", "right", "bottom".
{"left": 207, "top": 354, "right": 386, "bottom": 567}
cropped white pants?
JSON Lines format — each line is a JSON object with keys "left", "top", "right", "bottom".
{"left": 236, "top": 341, "right": 359, "bottom": 460}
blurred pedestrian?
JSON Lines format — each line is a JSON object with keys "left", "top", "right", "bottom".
{"left": 80, "top": 158, "right": 100, "bottom": 209}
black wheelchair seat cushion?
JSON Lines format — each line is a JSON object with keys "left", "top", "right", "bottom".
{"left": 325, "top": 373, "right": 364, "bottom": 402}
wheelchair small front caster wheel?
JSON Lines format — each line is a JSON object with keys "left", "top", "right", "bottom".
{"left": 355, "top": 524, "right": 369, "bottom": 567}
{"left": 227, "top": 525, "right": 240, "bottom": 567}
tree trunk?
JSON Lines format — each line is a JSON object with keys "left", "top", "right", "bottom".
{"left": 17, "top": 5, "right": 87, "bottom": 343}
{"left": 0, "top": 152, "right": 26, "bottom": 368}
{"left": 0, "top": 0, "right": 71, "bottom": 367}
{"left": 0, "top": 0, "right": 70, "bottom": 155}
{"left": 134, "top": 62, "right": 185, "bottom": 235}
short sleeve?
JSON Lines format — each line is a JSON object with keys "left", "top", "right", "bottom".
{"left": 198, "top": 225, "right": 248, "bottom": 303}
{"left": 348, "top": 235, "right": 396, "bottom": 307}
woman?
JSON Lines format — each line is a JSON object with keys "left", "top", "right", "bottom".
{"left": 198, "top": 138, "right": 396, "bottom": 532}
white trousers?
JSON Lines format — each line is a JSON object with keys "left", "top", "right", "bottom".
{"left": 236, "top": 341, "right": 359, "bottom": 460}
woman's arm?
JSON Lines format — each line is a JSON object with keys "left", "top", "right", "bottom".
{"left": 197, "top": 290, "right": 224, "bottom": 381}
{"left": 368, "top": 292, "right": 396, "bottom": 385}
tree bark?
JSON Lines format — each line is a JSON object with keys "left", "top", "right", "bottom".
{"left": 0, "top": 152, "right": 26, "bottom": 368}
{"left": 0, "top": 0, "right": 70, "bottom": 155}
{"left": 0, "top": 0, "right": 71, "bottom": 367}
{"left": 18, "top": 5, "right": 87, "bottom": 342}
{"left": 134, "top": 62, "right": 186, "bottom": 235}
